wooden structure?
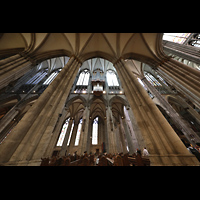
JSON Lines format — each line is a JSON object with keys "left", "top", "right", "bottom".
{"left": 40, "top": 152, "right": 150, "bottom": 166}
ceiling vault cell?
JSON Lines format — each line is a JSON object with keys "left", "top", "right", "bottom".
{"left": 0, "top": 33, "right": 163, "bottom": 65}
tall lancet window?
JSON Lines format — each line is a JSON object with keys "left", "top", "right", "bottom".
{"left": 67, "top": 120, "right": 74, "bottom": 146}
{"left": 76, "top": 69, "right": 90, "bottom": 86}
{"left": 74, "top": 118, "right": 82, "bottom": 146}
{"left": 144, "top": 72, "right": 162, "bottom": 86}
{"left": 106, "top": 70, "right": 119, "bottom": 86}
{"left": 56, "top": 118, "right": 70, "bottom": 146}
{"left": 43, "top": 71, "right": 60, "bottom": 85}
{"left": 92, "top": 117, "right": 98, "bottom": 145}
{"left": 75, "top": 69, "right": 90, "bottom": 93}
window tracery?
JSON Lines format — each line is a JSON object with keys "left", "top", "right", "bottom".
{"left": 74, "top": 118, "right": 82, "bottom": 146}
{"left": 67, "top": 120, "right": 74, "bottom": 146}
{"left": 189, "top": 39, "right": 200, "bottom": 48}
{"left": 144, "top": 72, "right": 161, "bottom": 86}
{"left": 187, "top": 33, "right": 200, "bottom": 48}
{"left": 106, "top": 70, "right": 119, "bottom": 87}
{"left": 92, "top": 117, "right": 98, "bottom": 145}
{"left": 56, "top": 118, "right": 70, "bottom": 146}
{"left": 163, "top": 33, "right": 191, "bottom": 44}
{"left": 75, "top": 69, "right": 90, "bottom": 93}
{"left": 76, "top": 70, "right": 90, "bottom": 86}
{"left": 43, "top": 71, "right": 59, "bottom": 85}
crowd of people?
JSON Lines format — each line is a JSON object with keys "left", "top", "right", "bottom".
{"left": 39, "top": 144, "right": 200, "bottom": 165}
{"left": 40, "top": 147, "right": 150, "bottom": 166}
{"left": 187, "top": 143, "right": 200, "bottom": 161}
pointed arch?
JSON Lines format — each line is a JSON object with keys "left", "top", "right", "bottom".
{"left": 65, "top": 96, "right": 87, "bottom": 113}
{"left": 109, "top": 96, "right": 129, "bottom": 107}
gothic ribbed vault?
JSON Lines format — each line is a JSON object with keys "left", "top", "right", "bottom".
{"left": 0, "top": 33, "right": 163, "bottom": 64}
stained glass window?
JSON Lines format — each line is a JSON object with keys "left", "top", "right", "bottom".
{"left": 144, "top": 72, "right": 162, "bottom": 86}
{"left": 92, "top": 117, "right": 98, "bottom": 145}
{"left": 157, "top": 75, "right": 168, "bottom": 86}
{"left": 26, "top": 71, "right": 47, "bottom": 85}
{"left": 67, "top": 121, "right": 74, "bottom": 146}
{"left": 163, "top": 33, "right": 191, "bottom": 44}
{"left": 137, "top": 77, "right": 148, "bottom": 90}
{"left": 56, "top": 118, "right": 70, "bottom": 146}
{"left": 25, "top": 72, "right": 41, "bottom": 84}
{"left": 106, "top": 70, "right": 119, "bottom": 86}
{"left": 76, "top": 70, "right": 90, "bottom": 86}
{"left": 189, "top": 40, "right": 200, "bottom": 48}
{"left": 137, "top": 77, "right": 154, "bottom": 99}
{"left": 43, "top": 71, "right": 58, "bottom": 85}
{"left": 74, "top": 118, "right": 82, "bottom": 146}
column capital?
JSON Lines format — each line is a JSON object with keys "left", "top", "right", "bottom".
{"left": 71, "top": 55, "right": 82, "bottom": 65}
{"left": 113, "top": 57, "right": 124, "bottom": 66}
{"left": 18, "top": 52, "right": 37, "bottom": 66}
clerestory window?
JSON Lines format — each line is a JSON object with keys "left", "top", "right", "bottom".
{"left": 189, "top": 40, "right": 200, "bottom": 48}
{"left": 76, "top": 70, "right": 90, "bottom": 86}
{"left": 163, "top": 33, "right": 191, "bottom": 44}
{"left": 75, "top": 70, "right": 90, "bottom": 93}
{"left": 144, "top": 72, "right": 162, "bottom": 87}
{"left": 106, "top": 70, "right": 119, "bottom": 87}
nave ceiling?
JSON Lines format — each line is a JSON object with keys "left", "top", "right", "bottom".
{"left": 0, "top": 33, "right": 164, "bottom": 64}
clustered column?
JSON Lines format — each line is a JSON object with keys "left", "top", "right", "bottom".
{"left": 141, "top": 76, "right": 200, "bottom": 147}
{"left": 78, "top": 106, "right": 90, "bottom": 155}
{"left": 158, "top": 58, "right": 200, "bottom": 109}
{"left": 163, "top": 40, "right": 200, "bottom": 65}
{"left": 114, "top": 58, "right": 199, "bottom": 166}
{"left": 0, "top": 56, "right": 82, "bottom": 165}
{"left": 0, "top": 54, "right": 34, "bottom": 90}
